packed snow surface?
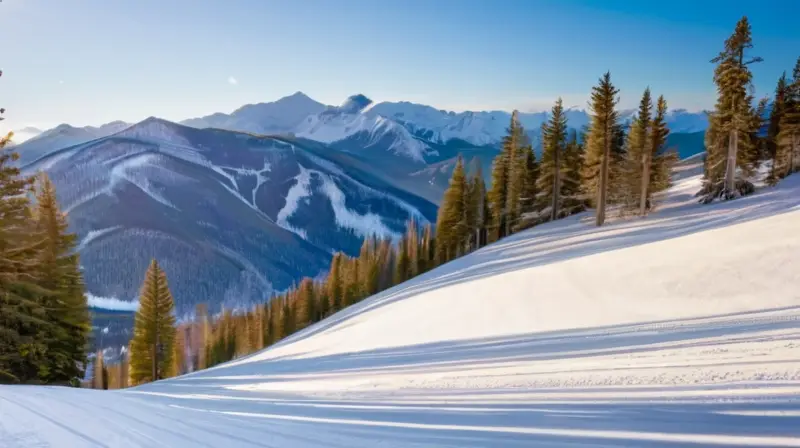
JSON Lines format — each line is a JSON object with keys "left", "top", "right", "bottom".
{"left": 1, "top": 160, "right": 799, "bottom": 447}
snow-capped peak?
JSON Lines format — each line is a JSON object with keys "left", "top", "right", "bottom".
{"left": 338, "top": 94, "right": 373, "bottom": 114}
{"left": 295, "top": 94, "right": 432, "bottom": 162}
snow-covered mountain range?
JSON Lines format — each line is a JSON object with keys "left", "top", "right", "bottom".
{"left": 180, "top": 92, "right": 709, "bottom": 148}
{"left": 11, "top": 91, "right": 709, "bottom": 313}
{"left": 19, "top": 118, "right": 435, "bottom": 314}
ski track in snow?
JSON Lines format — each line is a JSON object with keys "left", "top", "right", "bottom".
{"left": 2, "top": 159, "right": 800, "bottom": 447}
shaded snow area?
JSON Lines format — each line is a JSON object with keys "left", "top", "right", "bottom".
{"left": 2, "top": 159, "right": 800, "bottom": 447}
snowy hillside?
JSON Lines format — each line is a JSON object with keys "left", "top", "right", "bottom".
{"left": 2, "top": 160, "right": 798, "bottom": 447}
{"left": 22, "top": 117, "right": 435, "bottom": 314}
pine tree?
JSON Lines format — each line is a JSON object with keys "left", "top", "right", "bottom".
{"left": 648, "top": 96, "right": 674, "bottom": 200}
{"left": 32, "top": 174, "right": 90, "bottom": 383}
{"left": 536, "top": 98, "right": 569, "bottom": 221}
{"left": 562, "top": 129, "right": 586, "bottom": 215}
{"left": 394, "top": 235, "right": 409, "bottom": 285}
{"left": 0, "top": 96, "right": 50, "bottom": 384}
{"left": 296, "top": 278, "right": 315, "bottom": 329}
{"left": 584, "top": 72, "right": 621, "bottom": 226}
{"left": 281, "top": 296, "right": 294, "bottom": 338}
{"left": 519, "top": 147, "right": 538, "bottom": 215}
{"left": 435, "top": 156, "right": 468, "bottom": 263}
{"left": 777, "top": 57, "right": 800, "bottom": 177}
{"left": 505, "top": 113, "right": 527, "bottom": 234}
{"left": 700, "top": 17, "right": 763, "bottom": 201}
{"left": 487, "top": 114, "right": 517, "bottom": 241}
{"left": 465, "top": 159, "right": 489, "bottom": 248}
{"left": 358, "top": 236, "right": 379, "bottom": 297}
{"left": 129, "top": 260, "right": 177, "bottom": 385}
{"left": 622, "top": 89, "right": 654, "bottom": 213}
{"left": 327, "top": 253, "right": 343, "bottom": 314}
{"left": 766, "top": 73, "right": 789, "bottom": 184}
{"left": 376, "top": 237, "right": 396, "bottom": 290}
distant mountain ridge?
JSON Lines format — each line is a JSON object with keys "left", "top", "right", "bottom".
{"left": 19, "top": 117, "right": 435, "bottom": 314}
{"left": 11, "top": 92, "right": 710, "bottom": 313}
{"left": 179, "top": 92, "right": 710, "bottom": 148}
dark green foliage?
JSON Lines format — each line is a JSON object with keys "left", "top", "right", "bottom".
{"left": 648, "top": 96, "right": 675, "bottom": 200}
{"left": 584, "top": 72, "right": 622, "bottom": 226}
{"left": 0, "top": 75, "right": 90, "bottom": 384}
{"left": 488, "top": 112, "right": 525, "bottom": 240}
{"left": 435, "top": 156, "right": 469, "bottom": 263}
{"left": 536, "top": 98, "right": 569, "bottom": 222}
{"left": 33, "top": 174, "right": 91, "bottom": 384}
{"left": 699, "top": 16, "right": 763, "bottom": 202}
{"left": 776, "top": 57, "right": 800, "bottom": 178}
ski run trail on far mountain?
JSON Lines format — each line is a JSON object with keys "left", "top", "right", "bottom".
{"left": 1, "top": 158, "right": 799, "bottom": 447}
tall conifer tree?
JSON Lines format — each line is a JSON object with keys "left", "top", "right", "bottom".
{"left": 777, "top": 57, "right": 800, "bottom": 177}
{"left": 435, "top": 156, "right": 468, "bottom": 263}
{"left": 33, "top": 174, "right": 90, "bottom": 383}
{"left": 536, "top": 98, "right": 569, "bottom": 221}
{"left": 0, "top": 80, "right": 50, "bottom": 384}
{"left": 129, "top": 260, "right": 177, "bottom": 385}
{"left": 584, "top": 72, "right": 621, "bottom": 226}
{"left": 700, "top": 17, "right": 763, "bottom": 201}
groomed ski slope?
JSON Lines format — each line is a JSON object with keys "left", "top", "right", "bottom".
{"left": 2, "top": 159, "right": 799, "bottom": 447}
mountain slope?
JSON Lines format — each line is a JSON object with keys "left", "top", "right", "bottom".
{"left": 23, "top": 118, "right": 435, "bottom": 313}
{"left": 1, "top": 160, "right": 798, "bottom": 447}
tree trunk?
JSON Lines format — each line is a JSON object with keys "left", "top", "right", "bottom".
{"left": 792, "top": 133, "right": 799, "bottom": 174}
{"left": 724, "top": 128, "right": 738, "bottom": 197}
{"left": 596, "top": 131, "right": 611, "bottom": 226}
{"left": 551, "top": 145, "right": 560, "bottom": 221}
{"left": 152, "top": 333, "right": 159, "bottom": 381}
{"left": 639, "top": 151, "right": 651, "bottom": 215}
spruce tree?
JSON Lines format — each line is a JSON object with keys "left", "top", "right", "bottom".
{"left": 767, "top": 73, "right": 789, "bottom": 183}
{"left": 0, "top": 92, "right": 50, "bottom": 384}
{"left": 519, "top": 147, "right": 538, "bottom": 216}
{"left": 435, "top": 156, "right": 468, "bottom": 263}
{"left": 622, "top": 89, "right": 653, "bottom": 213}
{"left": 296, "top": 278, "right": 315, "bottom": 328}
{"left": 700, "top": 16, "right": 763, "bottom": 201}
{"left": 358, "top": 236, "right": 379, "bottom": 297}
{"left": 487, "top": 113, "right": 524, "bottom": 241}
{"left": 326, "top": 253, "right": 343, "bottom": 314}
{"left": 129, "top": 259, "right": 177, "bottom": 385}
{"left": 562, "top": 129, "right": 586, "bottom": 215}
{"left": 777, "top": 57, "right": 800, "bottom": 177}
{"left": 648, "top": 96, "right": 674, "bottom": 200}
{"left": 584, "top": 72, "right": 621, "bottom": 226}
{"left": 33, "top": 174, "right": 90, "bottom": 383}
{"left": 536, "top": 98, "right": 569, "bottom": 221}
{"left": 505, "top": 113, "right": 527, "bottom": 233}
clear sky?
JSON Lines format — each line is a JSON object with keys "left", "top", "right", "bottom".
{"left": 1, "top": 0, "right": 798, "bottom": 131}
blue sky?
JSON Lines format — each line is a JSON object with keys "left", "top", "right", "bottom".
{"left": 1, "top": 0, "right": 798, "bottom": 130}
